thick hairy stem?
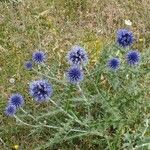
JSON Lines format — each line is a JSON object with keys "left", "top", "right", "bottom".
{"left": 14, "top": 115, "right": 60, "bottom": 129}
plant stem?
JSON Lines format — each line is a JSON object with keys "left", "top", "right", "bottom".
{"left": 141, "top": 119, "right": 149, "bottom": 137}
{"left": 33, "top": 68, "right": 67, "bottom": 85}
{"left": 20, "top": 108, "right": 36, "bottom": 120}
{"left": 133, "top": 143, "right": 150, "bottom": 150}
{"left": 20, "top": 108, "right": 63, "bottom": 129}
{"left": 0, "top": 137, "right": 6, "bottom": 149}
{"left": 50, "top": 99, "right": 89, "bottom": 127}
{"left": 85, "top": 67, "right": 100, "bottom": 94}
{"left": 14, "top": 115, "right": 60, "bottom": 129}
{"left": 21, "top": 108, "right": 89, "bottom": 132}
{"left": 14, "top": 115, "right": 39, "bottom": 128}
{"left": 77, "top": 84, "right": 91, "bottom": 121}
{"left": 77, "top": 84, "right": 88, "bottom": 104}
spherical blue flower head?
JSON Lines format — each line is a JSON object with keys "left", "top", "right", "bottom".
{"left": 9, "top": 93, "right": 24, "bottom": 108}
{"left": 29, "top": 80, "right": 53, "bottom": 103}
{"left": 32, "top": 51, "right": 46, "bottom": 64}
{"left": 5, "top": 105, "right": 16, "bottom": 117}
{"left": 67, "top": 45, "right": 88, "bottom": 66}
{"left": 24, "top": 61, "right": 32, "bottom": 70}
{"left": 66, "top": 66, "right": 84, "bottom": 84}
{"left": 107, "top": 58, "right": 120, "bottom": 71}
{"left": 126, "top": 50, "right": 141, "bottom": 65}
{"left": 117, "top": 29, "right": 134, "bottom": 47}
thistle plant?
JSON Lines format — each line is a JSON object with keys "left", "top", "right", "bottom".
{"left": 32, "top": 50, "right": 46, "bottom": 64}
{"left": 116, "top": 29, "right": 134, "bottom": 47}
{"left": 66, "top": 66, "right": 84, "bottom": 84}
{"left": 126, "top": 50, "right": 141, "bottom": 66}
{"left": 24, "top": 61, "right": 33, "bottom": 70}
{"left": 8, "top": 93, "right": 24, "bottom": 108}
{"left": 66, "top": 45, "right": 88, "bottom": 66}
{"left": 4, "top": 105, "right": 17, "bottom": 117}
{"left": 107, "top": 57, "right": 120, "bottom": 71}
{"left": 29, "top": 80, "right": 53, "bottom": 103}
{"left": 3, "top": 29, "right": 149, "bottom": 150}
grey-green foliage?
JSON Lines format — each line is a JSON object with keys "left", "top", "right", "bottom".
{"left": 1, "top": 43, "right": 149, "bottom": 150}
{"left": 122, "top": 119, "right": 150, "bottom": 149}
{"left": 27, "top": 44, "right": 149, "bottom": 149}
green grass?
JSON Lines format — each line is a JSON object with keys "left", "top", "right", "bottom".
{"left": 0, "top": 0, "right": 150, "bottom": 149}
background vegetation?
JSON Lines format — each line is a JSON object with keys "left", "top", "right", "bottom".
{"left": 0, "top": 0, "right": 150, "bottom": 149}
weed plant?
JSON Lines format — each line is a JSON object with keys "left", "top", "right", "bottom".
{"left": 1, "top": 29, "right": 149, "bottom": 149}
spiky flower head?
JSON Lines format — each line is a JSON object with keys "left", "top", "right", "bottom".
{"left": 24, "top": 61, "right": 32, "bottom": 70}
{"left": 8, "top": 93, "right": 24, "bottom": 108}
{"left": 5, "top": 105, "right": 16, "bottom": 117}
{"left": 107, "top": 58, "right": 120, "bottom": 71}
{"left": 66, "top": 66, "right": 84, "bottom": 84}
{"left": 29, "top": 80, "right": 53, "bottom": 103}
{"left": 117, "top": 29, "right": 134, "bottom": 47}
{"left": 32, "top": 50, "right": 46, "bottom": 64}
{"left": 66, "top": 45, "right": 88, "bottom": 66}
{"left": 126, "top": 50, "right": 141, "bottom": 65}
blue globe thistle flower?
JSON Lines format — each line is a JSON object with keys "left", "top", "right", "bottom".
{"left": 117, "top": 29, "right": 134, "bottom": 47}
{"left": 66, "top": 66, "right": 84, "bottom": 84}
{"left": 32, "top": 50, "right": 46, "bottom": 64}
{"left": 29, "top": 80, "right": 53, "bottom": 103}
{"left": 9, "top": 93, "right": 24, "bottom": 108}
{"left": 66, "top": 45, "right": 88, "bottom": 66}
{"left": 5, "top": 105, "right": 16, "bottom": 117}
{"left": 24, "top": 61, "right": 32, "bottom": 70}
{"left": 126, "top": 50, "right": 141, "bottom": 65}
{"left": 107, "top": 58, "right": 120, "bottom": 71}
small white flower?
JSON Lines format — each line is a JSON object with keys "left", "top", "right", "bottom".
{"left": 126, "top": 74, "right": 129, "bottom": 79}
{"left": 9, "top": 78, "right": 15, "bottom": 84}
{"left": 125, "top": 20, "right": 132, "bottom": 26}
{"left": 44, "top": 120, "right": 47, "bottom": 124}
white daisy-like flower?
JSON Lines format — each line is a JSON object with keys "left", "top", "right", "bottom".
{"left": 9, "top": 78, "right": 15, "bottom": 84}
{"left": 125, "top": 19, "right": 132, "bottom": 26}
